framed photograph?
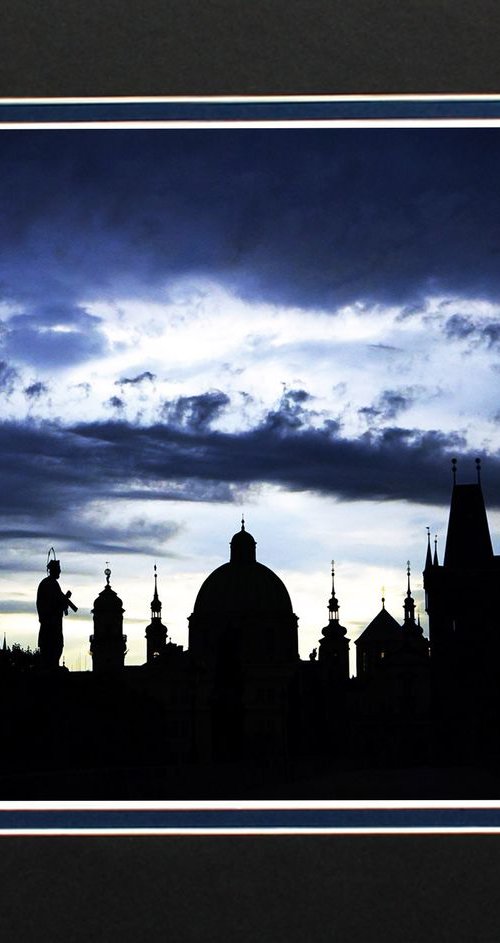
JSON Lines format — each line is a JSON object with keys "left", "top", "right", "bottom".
{"left": 2, "top": 95, "right": 500, "bottom": 941}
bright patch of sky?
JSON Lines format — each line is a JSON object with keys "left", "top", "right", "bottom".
{"left": 1, "top": 282, "right": 499, "bottom": 452}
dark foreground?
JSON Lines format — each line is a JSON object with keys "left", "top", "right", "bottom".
{"left": 0, "top": 760, "right": 498, "bottom": 800}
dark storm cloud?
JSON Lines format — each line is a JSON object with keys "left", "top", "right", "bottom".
{"left": 116, "top": 371, "right": 156, "bottom": 387}
{"left": 359, "top": 387, "right": 420, "bottom": 424}
{"left": 262, "top": 388, "right": 314, "bottom": 432}
{"left": 1, "top": 304, "right": 108, "bottom": 368}
{"left": 24, "top": 381, "right": 49, "bottom": 400}
{"left": 106, "top": 396, "right": 125, "bottom": 410}
{"left": 0, "top": 518, "right": 181, "bottom": 569}
{"left": 444, "top": 315, "right": 477, "bottom": 341}
{"left": 0, "top": 360, "right": 18, "bottom": 394}
{"left": 3, "top": 129, "right": 500, "bottom": 316}
{"left": 444, "top": 314, "right": 500, "bottom": 350}
{"left": 161, "top": 390, "right": 231, "bottom": 432}
{"left": 0, "top": 397, "right": 495, "bottom": 554}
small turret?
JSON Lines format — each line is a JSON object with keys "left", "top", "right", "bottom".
{"left": 145, "top": 565, "right": 168, "bottom": 664}
{"left": 318, "top": 562, "right": 350, "bottom": 681}
{"left": 89, "top": 565, "right": 127, "bottom": 672}
{"left": 403, "top": 561, "right": 417, "bottom": 629}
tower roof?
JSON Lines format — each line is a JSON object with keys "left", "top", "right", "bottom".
{"left": 355, "top": 605, "right": 401, "bottom": 645}
{"left": 92, "top": 566, "right": 124, "bottom": 613}
{"left": 444, "top": 481, "right": 493, "bottom": 567}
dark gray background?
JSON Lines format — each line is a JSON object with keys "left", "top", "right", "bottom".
{"left": 1, "top": 834, "right": 500, "bottom": 942}
{"left": 1, "top": 2, "right": 500, "bottom": 940}
{"left": 1, "top": 0, "right": 500, "bottom": 96}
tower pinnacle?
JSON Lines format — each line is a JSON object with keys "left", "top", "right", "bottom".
{"left": 328, "top": 560, "right": 339, "bottom": 621}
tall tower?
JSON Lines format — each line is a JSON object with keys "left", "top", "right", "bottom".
{"left": 90, "top": 566, "right": 127, "bottom": 672}
{"left": 145, "top": 565, "right": 168, "bottom": 664}
{"left": 424, "top": 459, "right": 499, "bottom": 761}
{"left": 318, "top": 562, "right": 350, "bottom": 682}
{"left": 402, "top": 561, "right": 429, "bottom": 657}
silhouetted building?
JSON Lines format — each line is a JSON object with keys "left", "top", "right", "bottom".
{"left": 145, "top": 565, "right": 168, "bottom": 664}
{"left": 355, "top": 598, "right": 401, "bottom": 680}
{"left": 188, "top": 519, "right": 299, "bottom": 763}
{"left": 424, "top": 458, "right": 500, "bottom": 763}
{"left": 318, "top": 562, "right": 350, "bottom": 683}
{"left": 89, "top": 566, "right": 127, "bottom": 672}
{"left": 3, "top": 459, "right": 500, "bottom": 797}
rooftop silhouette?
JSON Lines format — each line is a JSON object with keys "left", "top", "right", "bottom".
{"left": 0, "top": 459, "right": 498, "bottom": 798}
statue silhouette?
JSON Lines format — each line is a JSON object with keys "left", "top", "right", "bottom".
{"left": 36, "top": 556, "right": 77, "bottom": 669}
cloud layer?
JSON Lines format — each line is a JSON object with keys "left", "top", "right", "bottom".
{"left": 2, "top": 129, "right": 500, "bottom": 330}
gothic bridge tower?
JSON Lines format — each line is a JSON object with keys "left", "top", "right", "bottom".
{"left": 424, "top": 459, "right": 500, "bottom": 761}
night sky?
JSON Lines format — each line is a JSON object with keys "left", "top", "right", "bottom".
{"left": 1, "top": 126, "right": 499, "bottom": 667}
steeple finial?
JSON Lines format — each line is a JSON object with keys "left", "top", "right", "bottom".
{"left": 433, "top": 534, "right": 439, "bottom": 566}
{"left": 241, "top": 514, "right": 245, "bottom": 531}
{"left": 151, "top": 563, "right": 162, "bottom": 618}
{"left": 104, "top": 563, "right": 111, "bottom": 586}
{"left": 381, "top": 588, "right": 385, "bottom": 610}
{"left": 406, "top": 560, "right": 411, "bottom": 595}
{"left": 451, "top": 457, "right": 457, "bottom": 485}
{"left": 476, "top": 457, "right": 482, "bottom": 484}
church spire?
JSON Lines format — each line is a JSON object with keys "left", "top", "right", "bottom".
{"left": 146, "top": 564, "right": 168, "bottom": 663}
{"left": 328, "top": 560, "right": 339, "bottom": 622}
{"left": 151, "top": 563, "right": 162, "bottom": 621}
{"left": 424, "top": 526, "right": 433, "bottom": 572}
{"left": 403, "top": 561, "right": 416, "bottom": 627}
{"left": 433, "top": 534, "right": 439, "bottom": 567}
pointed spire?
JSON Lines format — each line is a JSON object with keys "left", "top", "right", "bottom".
{"left": 2, "top": 633, "right": 6, "bottom": 652}
{"left": 433, "top": 534, "right": 439, "bottom": 566}
{"left": 151, "top": 563, "right": 162, "bottom": 619}
{"left": 403, "top": 561, "right": 416, "bottom": 627}
{"left": 424, "top": 526, "right": 433, "bottom": 571}
{"left": 328, "top": 560, "right": 339, "bottom": 621}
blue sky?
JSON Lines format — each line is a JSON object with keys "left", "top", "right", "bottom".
{"left": 1, "top": 126, "right": 499, "bottom": 668}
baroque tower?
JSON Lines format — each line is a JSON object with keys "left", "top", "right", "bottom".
{"left": 90, "top": 566, "right": 127, "bottom": 672}
{"left": 145, "top": 565, "right": 168, "bottom": 663}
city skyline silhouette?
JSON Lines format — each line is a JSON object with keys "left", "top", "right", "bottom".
{"left": 0, "top": 457, "right": 498, "bottom": 798}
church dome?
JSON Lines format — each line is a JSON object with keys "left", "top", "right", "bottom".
{"left": 189, "top": 522, "right": 298, "bottom": 665}
{"left": 193, "top": 522, "right": 293, "bottom": 617}
{"left": 193, "top": 559, "right": 294, "bottom": 617}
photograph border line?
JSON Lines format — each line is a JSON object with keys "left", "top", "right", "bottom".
{"left": 1, "top": 94, "right": 500, "bottom": 831}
